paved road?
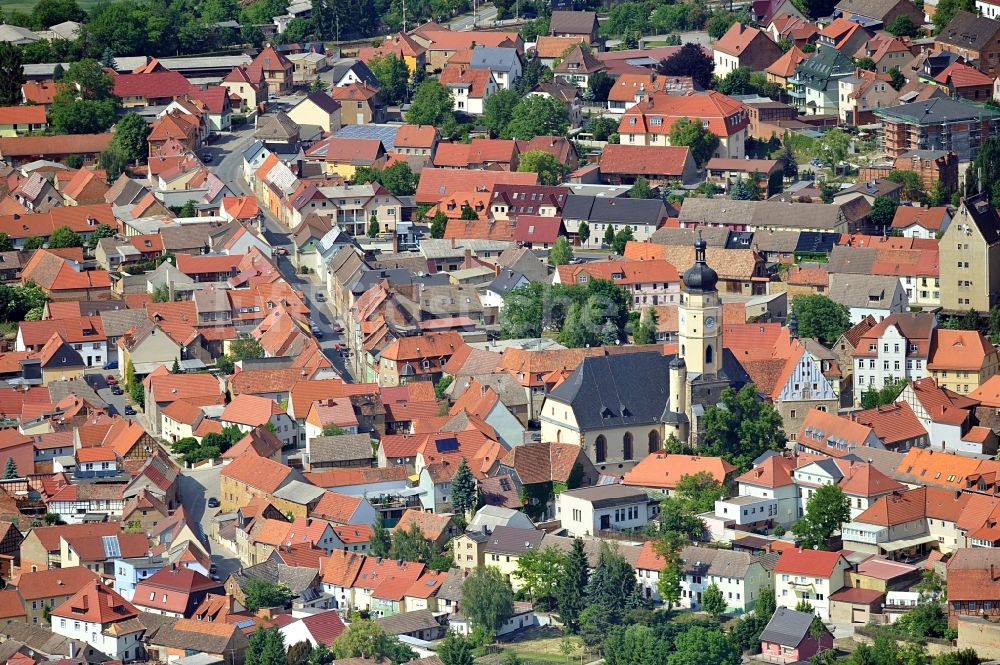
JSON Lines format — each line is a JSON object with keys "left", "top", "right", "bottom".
{"left": 449, "top": 3, "right": 497, "bottom": 30}
{"left": 177, "top": 464, "right": 241, "bottom": 581}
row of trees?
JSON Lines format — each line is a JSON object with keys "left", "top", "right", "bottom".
{"left": 170, "top": 424, "right": 245, "bottom": 464}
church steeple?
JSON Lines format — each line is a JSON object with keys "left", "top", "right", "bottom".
{"left": 678, "top": 232, "right": 721, "bottom": 376}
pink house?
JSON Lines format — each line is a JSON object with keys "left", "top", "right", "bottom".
{"left": 759, "top": 607, "right": 834, "bottom": 662}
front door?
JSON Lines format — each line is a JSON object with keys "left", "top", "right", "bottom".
{"left": 600, "top": 515, "right": 610, "bottom": 530}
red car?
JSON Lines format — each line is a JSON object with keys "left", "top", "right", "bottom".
{"left": 106, "top": 375, "right": 118, "bottom": 386}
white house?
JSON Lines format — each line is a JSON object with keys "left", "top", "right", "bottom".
{"left": 774, "top": 548, "right": 849, "bottom": 620}
{"left": 555, "top": 485, "right": 653, "bottom": 537}
{"left": 829, "top": 274, "right": 908, "bottom": 325}
{"left": 51, "top": 581, "right": 144, "bottom": 662}
{"left": 851, "top": 312, "right": 935, "bottom": 406}
{"left": 220, "top": 394, "right": 297, "bottom": 449}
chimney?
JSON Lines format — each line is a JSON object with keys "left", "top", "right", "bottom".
{"left": 464, "top": 248, "right": 472, "bottom": 266}
{"left": 451, "top": 237, "right": 456, "bottom": 249}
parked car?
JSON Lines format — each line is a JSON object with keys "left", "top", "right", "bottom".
{"left": 106, "top": 375, "right": 118, "bottom": 386}
{"left": 102, "top": 359, "right": 118, "bottom": 370}
{"left": 110, "top": 386, "right": 123, "bottom": 395}
{"left": 123, "top": 405, "right": 136, "bottom": 415}
{"left": 207, "top": 497, "right": 220, "bottom": 508}
{"left": 274, "top": 247, "right": 288, "bottom": 255}
{"left": 316, "top": 293, "right": 325, "bottom": 302}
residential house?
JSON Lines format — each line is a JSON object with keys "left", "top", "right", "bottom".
{"left": 562, "top": 195, "right": 668, "bottom": 248}
{"left": 839, "top": 68, "right": 896, "bottom": 125}
{"left": 219, "top": 452, "right": 299, "bottom": 512}
{"left": 816, "top": 19, "right": 873, "bottom": 56}
{"left": 358, "top": 32, "right": 427, "bottom": 75}
{"left": 0, "top": 133, "right": 112, "bottom": 167}
{"left": 713, "top": 23, "right": 783, "bottom": 77}
{"left": 774, "top": 548, "right": 850, "bottom": 620}
{"left": 794, "top": 408, "right": 883, "bottom": 458}
{"left": 249, "top": 45, "right": 294, "bottom": 94}
{"left": 618, "top": 91, "right": 749, "bottom": 159}
{"left": 288, "top": 92, "right": 342, "bottom": 134}
{"left": 0, "top": 106, "right": 48, "bottom": 136}
{"left": 555, "top": 485, "right": 652, "bottom": 537}
{"left": 759, "top": 607, "right": 835, "bottom": 661}
{"left": 221, "top": 394, "right": 297, "bottom": 449}
{"left": 891, "top": 206, "right": 951, "bottom": 239}
{"left": 947, "top": 549, "right": 1000, "bottom": 627}
{"left": 132, "top": 566, "right": 222, "bottom": 617}
{"left": 50, "top": 581, "right": 143, "bottom": 662}
{"left": 222, "top": 65, "right": 267, "bottom": 113}
{"left": 469, "top": 46, "right": 522, "bottom": 90}
{"left": 835, "top": 0, "right": 923, "bottom": 27}
{"left": 549, "top": 10, "right": 599, "bottom": 43}
{"left": 789, "top": 46, "right": 856, "bottom": 115}
{"left": 934, "top": 61, "right": 994, "bottom": 101}
{"left": 553, "top": 259, "right": 681, "bottom": 308}
{"left": 114, "top": 70, "right": 192, "bottom": 108}
{"left": 939, "top": 192, "right": 1000, "bottom": 311}
{"left": 927, "top": 329, "right": 999, "bottom": 395}
{"left": 935, "top": 11, "right": 1000, "bottom": 76}
{"left": 330, "top": 83, "right": 383, "bottom": 125}
{"left": 9, "top": 566, "right": 100, "bottom": 626}
{"left": 553, "top": 45, "right": 607, "bottom": 90}
{"left": 143, "top": 371, "right": 224, "bottom": 437}
{"left": 829, "top": 273, "right": 907, "bottom": 324}
{"left": 850, "top": 312, "right": 935, "bottom": 404}
{"left": 894, "top": 151, "right": 958, "bottom": 197}
{"left": 439, "top": 65, "right": 497, "bottom": 116}
{"left": 599, "top": 144, "right": 699, "bottom": 186}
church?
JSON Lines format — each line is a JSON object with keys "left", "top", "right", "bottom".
{"left": 538, "top": 235, "right": 749, "bottom": 475}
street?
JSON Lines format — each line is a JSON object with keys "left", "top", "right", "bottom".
{"left": 449, "top": 3, "right": 498, "bottom": 30}
{"left": 177, "top": 464, "right": 241, "bottom": 582}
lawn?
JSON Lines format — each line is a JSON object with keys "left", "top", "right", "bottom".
{"left": 477, "top": 626, "right": 595, "bottom": 665}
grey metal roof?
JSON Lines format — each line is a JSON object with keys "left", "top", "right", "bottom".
{"left": 376, "top": 609, "right": 442, "bottom": 636}
{"left": 828, "top": 273, "right": 901, "bottom": 308}
{"left": 547, "top": 351, "right": 673, "bottom": 430}
{"left": 328, "top": 59, "right": 379, "bottom": 87}
{"left": 469, "top": 46, "right": 520, "bottom": 73}
{"left": 826, "top": 246, "right": 877, "bottom": 275}
{"left": 875, "top": 96, "right": 1000, "bottom": 125}
{"left": 271, "top": 479, "right": 327, "bottom": 505}
{"left": 758, "top": 607, "right": 817, "bottom": 646}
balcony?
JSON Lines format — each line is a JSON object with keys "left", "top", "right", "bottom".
{"left": 842, "top": 521, "right": 889, "bottom": 544}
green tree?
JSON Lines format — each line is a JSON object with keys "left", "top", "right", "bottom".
{"left": 438, "top": 632, "right": 475, "bottom": 665}
{"left": 860, "top": 378, "right": 908, "bottom": 410}
{"left": 603, "top": 624, "right": 672, "bottom": 665}
{"left": 791, "top": 294, "right": 851, "bottom": 345}
{"left": 895, "top": 602, "right": 951, "bottom": 641}
{"left": 603, "top": 224, "right": 616, "bottom": 248}
{"left": 854, "top": 56, "right": 876, "bottom": 71}
{"left": 287, "top": 640, "right": 313, "bottom": 665}
{"left": 434, "top": 375, "right": 454, "bottom": 399}
{"left": 555, "top": 538, "right": 589, "bottom": 633}
{"left": 99, "top": 147, "right": 131, "bottom": 182}
{"left": 587, "top": 70, "right": 614, "bottom": 103}
{"left": 368, "top": 213, "right": 380, "bottom": 238}
{"left": 243, "top": 579, "right": 295, "bottom": 612}
{"left": 460, "top": 204, "right": 479, "bottom": 221}
{"left": 700, "top": 384, "right": 785, "bottom": 471}
{"left": 406, "top": 80, "right": 454, "bottom": 126}
{"left": 549, "top": 236, "right": 573, "bottom": 266}
{"left": 231, "top": 336, "right": 265, "bottom": 360}
{"left": 658, "top": 43, "right": 714, "bottom": 90}
{"left": 585, "top": 116, "right": 618, "bottom": 142}
{"left": 322, "top": 425, "right": 347, "bottom": 436}
{"left": 0, "top": 233, "right": 12, "bottom": 252}
{"left": 112, "top": 113, "right": 151, "bottom": 164}
{"left": 933, "top": 650, "right": 982, "bottom": 665}
{"left": 889, "top": 67, "right": 906, "bottom": 91}
{"left": 578, "top": 221, "right": 591, "bottom": 246}
{"left": 633, "top": 306, "right": 658, "bottom": 345}
{"left": 461, "top": 566, "right": 514, "bottom": 634}
{"left": 791, "top": 483, "right": 851, "bottom": 550}
{"left": 503, "top": 95, "right": 569, "bottom": 140}
{"left": 730, "top": 176, "right": 759, "bottom": 200}
{"left": 580, "top": 543, "right": 642, "bottom": 646}
{"left": 48, "top": 225, "right": 82, "bottom": 248}
{"left": 30, "top": 0, "right": 86, "bottom": 31}
{"left": 451, "top": 457, "right": 477, "bottom": 517}
{"left": 370, "top": 512, "right": 391, "bottom": 558}
{"left": 390, "top": 521, "right": 434, "bottom": 562}
{"left": 966, "top": 137, "right": 1000, "bottom": 198}
{"left": 49, "top": 59, "right": 119, "bottom": 134}
{"left": 482, "top": 88, "right": 519, "bottom": 137}
{"left": 629, "top": 177, "right": 654, "bottom": 199}
{"left": 654, "top": 532, "right": 684, "bottom": 608}
{"left": 369, "top": 54, "right": 409, "bottom": 105}
{"left": 933, "top": 0, "right": 975, "bottom": 32}
{"left": 886, "top": 15, "right": 919, "bottom": 37}
{"left": 380, "top": 162, "right": 418, "bottom": 197}
{"left": 887, "top": 169, "right": 923, "bottom": 202}
{"left": 152, "top": 283, "right": 171, "bottom": 303}
{"left": 24, "top": 237, "right": 43, "bottom": 250}
{"left": 701, "top": 583, "right": 727, "bottom": 620}
{"left": 669, "top": 627, "right": 740, "bottom": 665}
{"left": 86, "top": 223, "right": 116, "bottom": 250}
{"left": 612, "top": 227, "right": 634, "bottom": 255}
{"left": 517, "top": 150, "right": 565, "bottom": 185}
{"left": 869, "top": 196, "right": 898, "bottom": 230}
{"left": 817, "top": 128, "right": 850, "bottom": 172}
{"left": 0, "top": 43, "right": 25, "bottom": 106}
{"left": 669, "top": 117, "right": 720, "bottom": 168}
{"left": 780, "top": 141, "right": 798, "bottom": 178}
{"left": 513, "top": 546, "right": 567, "bottom": 610}
{"left": 332, "top": 619, "right": 416, "bottom": 665}
{"left": 3, "top": 457, "right": 17, "bottom": 480}
{"left": 430, "top": 211, "right": 448, "bottom": 239}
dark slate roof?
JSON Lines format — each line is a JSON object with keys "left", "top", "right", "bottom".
{"left": 758, "top": 607, "right": 817, "bottom": 647}
{"left": 485, "top": 269, "right": 528, "bottom": 296}
{"left": 329, "top": 59, "right": 379, "bottom": 87}
{"left": 875, "top": 96, "right": 1000, "bottom": 125}
{"left": 548, "top": 351, "right": 673, "bottom": 430}
{"left": 960, "top": 192, "right": 1000, "bottom": 245}
{"left": 482, "top": 526, "right": 545, "bottom": 555}
{"left": 725, "top": 231, "right": 754, "bottom": 250}
{"left": 302, "top": 91, "right": 341, "bottom": 114}
{"left": 550, "top": 10, "right": 598, "bottom": 34}
{"left": 795, "top": 46, "right": 854, "bottom": 90}
{"left": 937, "top": 10, "right": 1000, "bottom": 52}
{"left": 561, "top": 194, "right": 667, "bottom": 225}
{"left": 795, "top": 231, "right": 840, "bottom": 254}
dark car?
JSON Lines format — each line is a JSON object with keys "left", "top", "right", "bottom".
{"left": 207, "top": 497, "right": 220, "bottom": 508}
{"left": 123, "top": 405, "right": 136, "bottom": 415}
{"left": 110, "top": 385, "right": 123, "bottom": 395}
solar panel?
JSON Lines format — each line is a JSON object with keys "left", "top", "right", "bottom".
{"left": 235, "top": 619, "right": 256, "bottom": 629}
{"left": 435, "top": 437, "right": 459, "bottom": 453}
{"left": 102, "top": 535, "right": 121, "bottom": 559}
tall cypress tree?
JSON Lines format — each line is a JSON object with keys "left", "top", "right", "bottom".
{"left": 451, "top": 457, "right": 477, "bottom": 518}
{"left": 555, "top": 538, "right": 589, "bottom": 633}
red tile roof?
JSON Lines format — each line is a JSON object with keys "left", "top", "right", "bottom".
{"left": 221, "top": 454, "right": 294, "bottom": 495}
{"left": 600, "top": 144, "right": 692, "bottom": 176}
{"left": 0, "top": 106, "right": 47, "bottom": 125}
{"left": 12, "top": 566, "right": 100, "bottom": 601}
{"left": 622, "top": 453, "right": 735, "bottom": 490}
{"left": 114, "top": 71, "right": 191, "bottom": 99}
{"left": 774, "top": 548, "right": 846, "bottom": 577}
{"left": 51, "top": 580, "right": 139, "bottom": 624}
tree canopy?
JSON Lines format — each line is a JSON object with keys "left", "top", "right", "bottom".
{"left": 699, "top": 384, "right": 785, "bottom": 471}
{"left": 669, "top": 117, "right": 719, "bottom": 168}
{"left": 517, "top": 150, "right": 565, "bottom": 185}
{"left": 460, "top": 566, "right": 515, "bottom": 635}
{"left": 791, "top": 294, "right": 851, "bottom": 345}
{"left": 791, "top": 483, "right": 851, "bottom": 550}
{"left": 406, "top": 80, "right": 454, "bottom": 127}
{"left": 657, "top": 43, "right": 714, "bottom": 90}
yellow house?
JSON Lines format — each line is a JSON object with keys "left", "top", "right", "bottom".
{"left": 307, "top": 137, "right": 386, "bottom": 180}
{"left": 927, "top": 329, "right": 999, "bottom": 395}
{"left": 0, "top": 105, "right": 48, "bottom": 137}
{"left": 358, "top": 33, "right": 427, "bottom": 76}
{"left": 287, "top": 92, "right": 343, "bottom": 134}
{"left": 453, "top": 527, "right": 543, "bottom": 592}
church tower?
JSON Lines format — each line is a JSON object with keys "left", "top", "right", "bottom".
{"left": 678, "top": 233, "right": 721, "bottom": 377}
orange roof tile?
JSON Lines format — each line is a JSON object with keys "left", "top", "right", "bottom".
{"left": 622, "top": 453, "right": 735, "bottom": 490}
